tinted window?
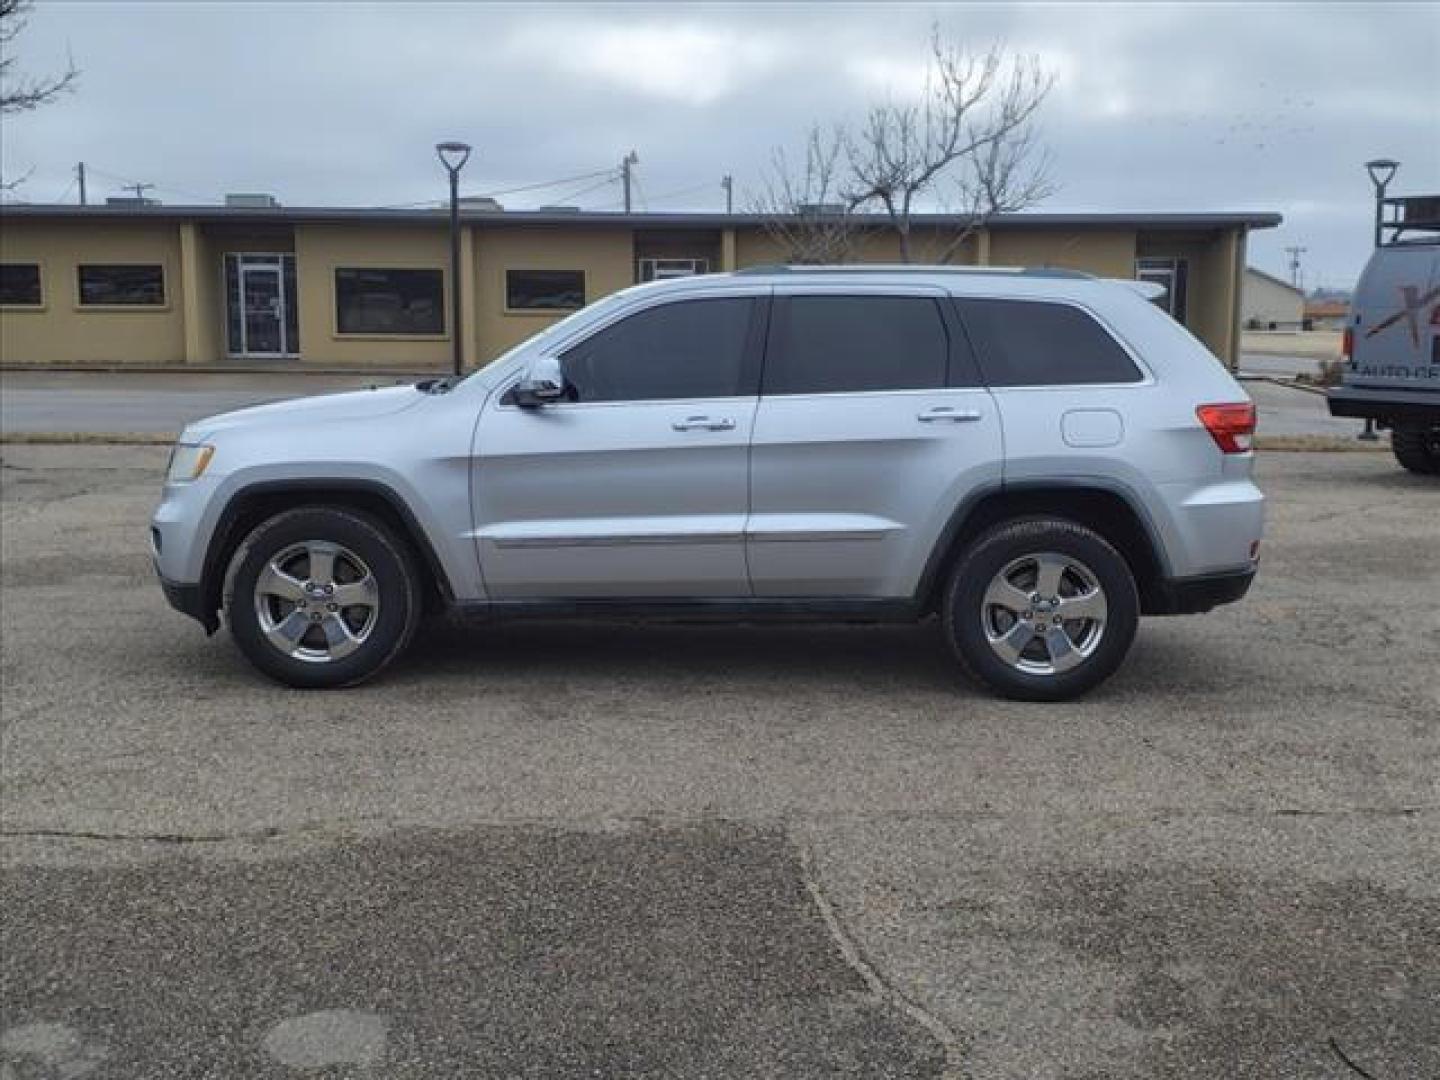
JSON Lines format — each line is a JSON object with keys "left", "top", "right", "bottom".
{"left": 335, "top": 268, "right": 444, "bottom": 335}
{"left": 764, "top": 295, "right": 949, "bottom": 395}
{"left": 559, "top": 298, "right": 756, "bottom": 402}
{"left": 77, "top": 264, "right": 164, "bottom": 306}
{"left": 507, "top": 269, "right": 585, "bottom": 311}
{"left": 0, "top": 263, "right": 42, "bottom": 306}
{"left": 956, "top": 299, "right": 1142, "bottom": 386}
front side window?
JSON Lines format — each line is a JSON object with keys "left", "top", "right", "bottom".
{"left": 334, "top": 267, "right": 444, "bottom": 335}
{"left": 507, "top": 269, "right": 585, "bottom": 311}
{"left": 764, "top": 295, "right": 950, "bottom": 395}
{"left": 559, "top": 297, "right": 757, "bottom": 403}
{"left": 77, "top": 264, "right": 165, "bottom": 306}
{"left": 955, "top": 298, "right": 1143, "bottom": 387}
{"left": 0, "top": 263, "right": 42, "bottom": 306}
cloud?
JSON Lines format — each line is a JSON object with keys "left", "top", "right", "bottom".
{"left": 2, "top": 1, "right": 1435, "bottom": 287}
{"left": 504, "top": 19, "right": 790, "bottom": 106}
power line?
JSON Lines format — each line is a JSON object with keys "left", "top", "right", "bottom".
{"left": 378, "top": 166, "right": 618, "bottom": 209}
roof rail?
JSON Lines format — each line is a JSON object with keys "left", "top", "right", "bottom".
{"left": 733, "top": 263, "right": 1094, "bottom": 280}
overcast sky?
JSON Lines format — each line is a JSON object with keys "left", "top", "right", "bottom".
{"left": 4, "top": 1, "right": 1437, "bottom": 288}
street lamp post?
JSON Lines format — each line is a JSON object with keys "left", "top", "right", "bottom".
{"left": 1357, "top": 159, "right": 1399, "bottom": 442}
{"left": 436, "top": 141, "right": 473, "bottom": 377}
{"left": 1364, "top": 158, "right": 1399, "bottom": 249}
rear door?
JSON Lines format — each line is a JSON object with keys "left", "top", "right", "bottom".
{"left": 746, "top": 288, "right": 1003, "bottom": 598}
{"left": 473, "top": 292, "right": 767, "bottom": 598}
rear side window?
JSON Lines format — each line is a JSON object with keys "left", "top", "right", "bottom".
{"left": 955, "top": 298, "right": 1142, "bottom": 386}
{"left": 559, "top": 297, "right": 757, "bottom": 402}
{"left": 764, "top": 295, "right": 950, "bottom": 395}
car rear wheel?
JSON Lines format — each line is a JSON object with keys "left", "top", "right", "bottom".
{"left": 1391, "top": 423, "right": 1440, "bottom": 475}
{"left": 943, "top": 518, "right": 1139, "bottom": 702}
{"left": 224, "top": 507, "right": 421, "bottom": 688}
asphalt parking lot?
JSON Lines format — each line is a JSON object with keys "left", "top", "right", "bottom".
{"left": 1, "top": 446, "right": 1436, "bottom": 1078}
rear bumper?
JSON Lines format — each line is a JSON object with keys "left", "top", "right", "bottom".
{"left": 1327, "top": 386, "right": 1440, "bottom": 424}
{"left": 1149, "top": 567, "right": 1256, "bottom": 615}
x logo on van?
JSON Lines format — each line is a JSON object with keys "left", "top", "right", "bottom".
{"left": 1364, "top": 285, "right": 1440, "bottom": 349}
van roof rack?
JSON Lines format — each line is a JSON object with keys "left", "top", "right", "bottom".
{"left": 1379, "top": 195, "right": 1440, "bottom": 246}
{"left": 733, "top": 264, "right": 1094, "bottom": 280}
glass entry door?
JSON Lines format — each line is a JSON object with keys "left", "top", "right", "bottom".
{"left": 226, "top": 253, "right": 299, "bottom": 358}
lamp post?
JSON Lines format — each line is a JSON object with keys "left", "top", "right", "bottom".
{"left": 1356, "top": 159, "right": 1398, "bottom": 442}
{"left": 436, "top": 140, "right": 473, "bottom": 376}
{"left": 1364, "top": 158, "right": 1399, "bottom": 249}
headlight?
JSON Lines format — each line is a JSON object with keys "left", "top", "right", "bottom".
{"left": 167, "top": 443, "right": 215, "bottom": 483}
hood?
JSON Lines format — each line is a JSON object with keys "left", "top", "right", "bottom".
{"left": 186, "top": 385, "right": 426, "bottom": 439}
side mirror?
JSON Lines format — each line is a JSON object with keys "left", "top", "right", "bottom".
{"left": 512, "top": 355, "right": 567, "bottom": 407}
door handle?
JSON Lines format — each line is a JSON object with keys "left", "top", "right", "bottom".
{"left": 917, "top": 407, "right": 983, "bottom": 423}
{"left": 672, "top": 416, "right": 736, "bottom": 432}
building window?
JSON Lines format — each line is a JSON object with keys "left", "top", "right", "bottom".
{"left": 506, "top": 269, "right": 585, "bottom": 312}
{"left": 1135, "top": 257, "right": 1189, "bottom": 324}
{"left": 0, "top": 263, "right": 42, "bottom": 306}
{"left": 77, "top": 264, "right": 165, "bottom": 306}
{"left": 638, "top": 257, "right": 709, "bottom": 283}
{"left": 334, "top": 267, "right": 444, "bottom": 335}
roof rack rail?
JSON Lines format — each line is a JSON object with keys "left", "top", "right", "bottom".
{"left": 733, "top": 263, "right": 1094, "bottom": 280}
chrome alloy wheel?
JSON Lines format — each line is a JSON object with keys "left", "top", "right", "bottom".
{"left": 252, "top": 541, "right": 380, "bottom": 664}
{"left": 980, "top": 552, "right": 1108, "bottom": 676}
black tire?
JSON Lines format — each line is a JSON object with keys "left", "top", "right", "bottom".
{"left": 942, "top": 518, "right": 1139, "bottom": 702}
{"left": 224, "top": 506, "right": 421, "bottom": 689}
{"left": 1391, "top": 423, "right": 1440, "bottom": 475}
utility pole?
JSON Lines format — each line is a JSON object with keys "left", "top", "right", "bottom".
{"left": 721, "top": 174, "right": 733, "bottom": 214}
{"left": 621, "top": 150, "right": 638, "bottom": 213}
{"left": 76, "top": 162, "right": 86, "bottom": 205}
{"left": 1284, "top": 245, "right": 1306, "bottom": 289}
{"left": 122, "top": 181, "right": 156, "bottom": 202}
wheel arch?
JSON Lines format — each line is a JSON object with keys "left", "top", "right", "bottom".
{"left": 198, "top": 479, "right": 454, "bottom": 631}
{"left": 917, "top": 480, "right": 1171, "bottom": 615}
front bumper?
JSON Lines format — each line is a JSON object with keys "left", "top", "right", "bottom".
{"left": 1327, "top": 386, "right": 1440, "bottom": 424}
{"left": 1149, "top": 567, "right": 1256, "bottom": 615}
{"left": 157, "top": 571, "right": 219, "bottom": 634}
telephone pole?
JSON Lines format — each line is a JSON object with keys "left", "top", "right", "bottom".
{"left": 621, "top": 150, "right": 638, "bottom": 213}
{"left": 76, "top": 162, "right": 86, "bottom": 205}
{"left": 122, "top": 181, "right": 156, "bottom": 202}
{"left": 721, "top": 174, "right": 733, "bottom": 214}
{"left": 1284, "top": 245, "right": 1306, "bottom": 290}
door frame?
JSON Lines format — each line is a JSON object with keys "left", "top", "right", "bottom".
{"left": 225, "top": 252, "right": 299, "bottom": 359}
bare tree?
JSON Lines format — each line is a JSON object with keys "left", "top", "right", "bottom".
{"left": 1, "top": 0, "right": 77, "bottom": 113}
{"left": 2, "top": 0, "right": 78, "bottom": 191}
{"left": 846, "top": 27, "right": 1054, "bottom": 263}
{"left": 750, "top": 125, "right": 864, "bottom": 264}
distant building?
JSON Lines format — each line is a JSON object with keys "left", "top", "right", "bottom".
{"left": 1303, "top": 298, "right": 1350, "bottom": 331}
{"left": 1, "top": 202, "right": 1278, "bottom": 369}
{"left": 1242, "top": 266, "right": 1305, "bottom": 330}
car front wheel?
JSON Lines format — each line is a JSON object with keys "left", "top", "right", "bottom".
{"left": 943, "top": 518, "right": 1139, "bottom": 702}
{"left": 224, "top": 506, "right": 421, "bottom": 688}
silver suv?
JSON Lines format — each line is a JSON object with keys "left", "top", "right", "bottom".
{"left": 152, "top": 266, "right": 1263, "bottom": 701}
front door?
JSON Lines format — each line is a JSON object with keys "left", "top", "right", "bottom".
{"left": 472, "top": 292, "right": 768, "bottom": 599}
{"left": 241, "top": 263, "right": 283, "bottom": 354}
{"left": 226, "top": 253, "right": 298, "bottom": 358}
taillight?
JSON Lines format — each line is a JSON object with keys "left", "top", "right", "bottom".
{"left": 1342, "top": 327, "right": 1353, "bottom": 360}
{"left": 1197, "top": 402, "right": 1256, "bottom": 454}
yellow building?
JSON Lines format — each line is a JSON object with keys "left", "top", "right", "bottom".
{"left": 0, "top": 203, "right": 1279, "bottom": 370}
